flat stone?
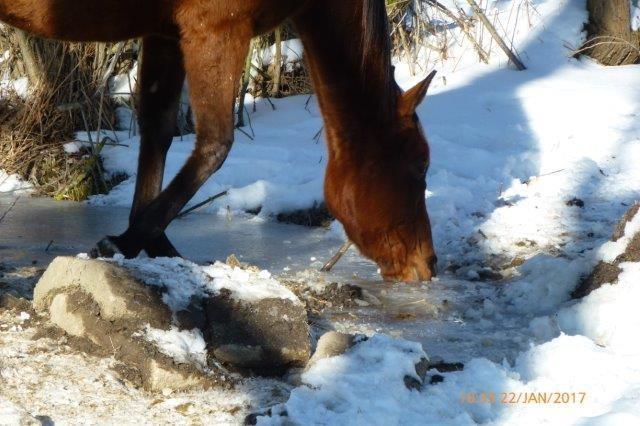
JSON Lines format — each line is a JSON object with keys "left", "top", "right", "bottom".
{"left": 33, "top": 256, "right": 171, "bottom": 328}
{"left": 33, "top": 257, "right": 216, "bottom": 391}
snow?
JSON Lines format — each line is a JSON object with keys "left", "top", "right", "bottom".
{"left": 0, "top": 320, "right": 291, "bottom": 424}
{"left": 632, "top": 0, "right": 640, "bottom": 31}
{"left": 258, "top": 335, "right": 428, "bottom": 425}
{"left": 104, "top": 255, "right": 301, "bottom": 312}
{"left": 0, "top": 170, "right": 32, "bottom": 194}
{"left": 0, "top": 397, "right": 32, "bottom": 425}
{"left": 85, "top": 94, "right": 326, "bottom": 217}
{"left": 142, "top": 325, "right": 208, "bottom": 369}
{"left": 259, "top": 38, "right": 304, "bottom": 69}
{"left": 597, "top": 211, "right": 640, "bottom": 262}
{"left": 260, "top": 249, "right": 640, "bottom": 425}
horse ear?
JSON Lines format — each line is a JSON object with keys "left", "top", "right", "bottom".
{"left": 399, "top": 70, "right": 437, "bottom": 116}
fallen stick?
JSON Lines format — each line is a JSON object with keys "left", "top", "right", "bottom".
{"left": 464, "top": 0, "right": 526, "bottom": 70}
{"left": 177, "top": 190, "right": 228, "bottom": 219}
{"left": 0, "top": 196, "right": 19, "bottom": 224}
{"left": 320, "top": 240, "right": 353, "bottom": 272}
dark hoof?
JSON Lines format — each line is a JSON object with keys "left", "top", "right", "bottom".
{"left": 144, "top": 233, "right": 182, "bottom": 258}
{"left": 89, "top": 236, "right": 123, "bottom": 259}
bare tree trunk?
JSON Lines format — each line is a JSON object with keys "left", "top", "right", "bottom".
{"left": 13, "top": 29, "right": 42, "bottom": 85}
{"left": 585, "top": 0, "right": 640, "bottom": 65}
{"left": 271, "top": 26, "right": 282, "bottom": 98}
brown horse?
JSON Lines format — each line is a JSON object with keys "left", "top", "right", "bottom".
{"left": 0, "top": 0, "right": 437, "bottom": 282}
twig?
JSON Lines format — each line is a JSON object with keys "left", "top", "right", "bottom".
{"left": 571, "top": 36, "right": 640, "bottom": 56}
{"left": 177, "top": 190, "right": 228, "bottom": 218}
{"left": 236, "top": 126, "right": 254, "bottom": 141}
{"left": 464, "top": 0, "right": 526, "bottom": 70}
{"left": 313, "top": 126, "right": 323, "bottom": 143}
{"left": 271, "top": 26, "right": 283, "bottom": 98}
{"left": 425, "top": 0, "right": 489, "bottom": 63}
{"left": 0, "top": 196, "right": 19, "bottom": 224}
{"left": 320, "top": 240, "right": 353, "bottom": 272}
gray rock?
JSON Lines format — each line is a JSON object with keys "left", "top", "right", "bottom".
{"left": 305, "top": 331, "right": 356, "bottom": 371}
{"left": 33, "top": 256, "right": 171, "bottom": 328}
{"left": 204, "top": 289, "right": 310, "bottom": 374}
{"left": 33, "top": 257, "right": 219, "bottom": 391}
{"left": 34, "top": 256, "right": 311, "bottom": 386}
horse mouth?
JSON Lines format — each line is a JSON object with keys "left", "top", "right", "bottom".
{"left": 380, "top": 258, "right": 437, "bottom": 283}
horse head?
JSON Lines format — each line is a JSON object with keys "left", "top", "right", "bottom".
{"left": 325, "top": 71, "right": 437, "bottom": 282}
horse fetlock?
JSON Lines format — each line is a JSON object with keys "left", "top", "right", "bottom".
{"left": 89, "top": 236, "right": 124, "bottom": 259}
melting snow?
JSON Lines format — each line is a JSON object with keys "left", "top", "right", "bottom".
{"left": 106, "top": 255, "right": 301, "bottom": 313}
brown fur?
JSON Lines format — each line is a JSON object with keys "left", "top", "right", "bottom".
{"left": 0, "top": 0, "right": 437, "bottom": 282}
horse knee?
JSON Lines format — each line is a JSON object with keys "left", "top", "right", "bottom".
{"left": 196, "top": 139, "right": 234, "bottom": 171}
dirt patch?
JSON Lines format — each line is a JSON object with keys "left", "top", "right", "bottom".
{"left": 573, "top": 203, "right": 640, "bottom": 298}
{"left": 613, "top": 203, "right": 640, "bottom": 241}
{"left": 32, "top": 257, "right": 232, "bottom": 390}
{"left": 283, "top": 280, "right": 365, "bottom": 315}
{"left": 33, "top": 256, "right": 313, "bottom": 389}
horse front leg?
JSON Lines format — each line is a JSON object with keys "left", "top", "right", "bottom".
{"left": 99, "top": 22, "right": 252, "bottom": 258}
{"left": 93, "top": 35, "right": 185, "bottom": 258}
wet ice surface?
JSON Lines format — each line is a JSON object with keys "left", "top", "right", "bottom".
{"left": 0, "top": 194, "right": 527, "bottom": 366}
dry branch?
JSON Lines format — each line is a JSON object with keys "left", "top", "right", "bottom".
{"left": 465, "top": 0, "right": 526, "bottom": 70}
{"left": 320, "top": 240, "right": 353, "bottom": 272}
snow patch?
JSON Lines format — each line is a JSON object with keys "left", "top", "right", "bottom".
{"left": 258, "top": 335, "right": 428, "bottom": 425}
{"left": 0, "top": 397, "right": 32, "bottom": 425}
{"left": 0, "top": 170, "right": 32, "bottom": 194}
{"left": 141, "top": 325, "right": 208, "bottom": 369}
{"left": 557, "top": 262, "right": 640, "bottom": 353}
{"left": 104, "top": 255, "right": 301, "bottom": 313}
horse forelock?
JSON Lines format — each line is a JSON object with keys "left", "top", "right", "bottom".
{"left": 361, "top": 0, "right": 396, "bottom": 120}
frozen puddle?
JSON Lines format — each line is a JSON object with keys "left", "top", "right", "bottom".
{"left": 0, "top": 194, "right": 541, "bottom": 366}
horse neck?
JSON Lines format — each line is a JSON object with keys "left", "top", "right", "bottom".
{"left": 294, "top": 0, "right": 396, "bottom": 159}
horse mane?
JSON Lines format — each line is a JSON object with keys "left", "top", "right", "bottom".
{"left": 360, "top": 0, "right": 396, "bottom": 120}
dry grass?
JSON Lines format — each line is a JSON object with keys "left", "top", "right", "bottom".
{"left": 248, "top": 25, "right": 313, "bottom": 99}
{"left": 0, "top": 30, "right": 127, "bottom": 200}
